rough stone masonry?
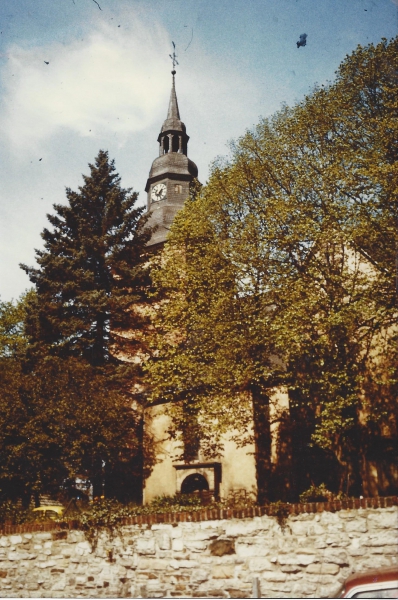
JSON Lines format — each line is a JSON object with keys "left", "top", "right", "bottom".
{"left": 0, "top": 500, "right": 397, "bottom": 598}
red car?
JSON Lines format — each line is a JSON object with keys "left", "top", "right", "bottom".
{"left": 336, "top": 566, "right": 398, "bottom": 598}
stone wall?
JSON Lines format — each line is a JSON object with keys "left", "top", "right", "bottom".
{"left": 0, "top": 498, "right": 397, "bottom": 598}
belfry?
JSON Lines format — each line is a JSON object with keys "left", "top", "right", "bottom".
{"left": 145, "top": 68, "right": 198, "bottom": 248}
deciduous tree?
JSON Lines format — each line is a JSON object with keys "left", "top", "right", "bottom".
{"left": 146, "top": 38, "right": 397, "bottom": 500}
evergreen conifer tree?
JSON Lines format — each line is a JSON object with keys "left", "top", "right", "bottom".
{"left": 17, "top": 151, "right": 152, "bottom": 501}
{"left": 22, "top": 150, "right": 151, "bottom": 368}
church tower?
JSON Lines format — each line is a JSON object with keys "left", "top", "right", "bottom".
{"left": 145, "top": 68, "right": 198, "bottom": 248}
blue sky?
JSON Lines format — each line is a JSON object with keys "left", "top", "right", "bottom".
{"left": 0, "top": 0, "right": 396, "bottom": 301}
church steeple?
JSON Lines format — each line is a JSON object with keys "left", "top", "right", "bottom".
{"left": 167, "top": 71, "right": 180, "bottom": 120}
{"left": 157, "top": 70, "right": 189, "bottom": 157}
{"left": 144, "top": 62, "right": 198, "bottom": 249}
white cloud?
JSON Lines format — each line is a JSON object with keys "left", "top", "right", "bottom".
{"left": 0, "top": 18, "right": 171, "bottom": 151}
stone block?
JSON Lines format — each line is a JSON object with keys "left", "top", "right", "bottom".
{"left": 347, "top": 544, "right": 366, "bottom": 557}
{"left": 9, "top": 535, "right": 23, "bottom": 545}
{"left": 184, "top": 540, "right": 208, "bottom": 552}
{"left": 235, "top": 543, "right": 269, "bottom": 557}
{"left": 34, "top": 533, "right": 52, "bottom": 541}
{"left": 325, "top": 533, "right": 350, "bottom": 546}
{"left": 225, "top": 587, "right": 252, "bottom": 599}
{"left": 120, "top": 557, "right": 137, "bottom": 569}
{"left": 136, "top": 537, "right": 156, "bottom": 555}
{"left": 307, "top": 563, "right": 340, "bottom": 575}
{"left": 346, "top": 519, "right": 368, "bottom": 533}
{"left": 155, "top": 531, "right": 171, "bottom": 551}
{"left": 292, "top": 581, "right": 318, "bottom": 594}
{"left": 278, "top": 553, "right": 316, "bottom": 566}
{"left": 355, "top": 556, "right": 395, "bottom": 572}
{"left": 171, "top": 527, "right": 183, "bottom": 539}
{"left": 224, "top": 521, "right": 259, "bottom": 537}
{"left": 0, "top": 537, "right": 10, "bottom": 548}
{"left": 26, "top": 582, "right": 39, "bottom": 590}
{"left": 137, "top": 558, "right": 169, "bottom": 571}
{"left": 377, "top": 545, "right": 398, "bottom": 556}
{"left": 172, "top": 537, "right": 184, "bottom": 552}
{"left": 290, "top": 521, "right": 324, "bottom": 536}
{"left": 191, "top": 569, "right": 209, "bottom": 583}
{"left": 67, "top": 531, "right": 85, "bottom": 543}
{"left": 8, "top": 551, "right": 30, "bottom": 561}
{"left": 169, "top": 559, "right": 199, "bottom": 569}
{"left": 319, "top": 583, "right": 345, "bottom": 598}
{"left": 51, "top": 580, "right": 66, "bottom": 591}
{"left": 366, "top": 533, "right": 398, "bottom": 547}
{"left": 249, "top": 557, "right": 274, "bottom": 572}
{"left": 367, "top": 510, "right": 398, "bottom": 529}
{"left": 212, "top": 564, "right": 235, "bottom": 579}
{"left": 262, "top": 570, "right": 287, "bottom": 582}
{"left": 76, "top": 540, "right": 91, "bottom": 555}
{"left": 38, "top": 560, "right": 57, "bottom": 569}
{"left": 209, "top": 538, "right": 235, "bottom": 556}
{"left": 280, "top": 564, "right": 301, "bottom": 573}
{"left": 323, "top": 549, "right": 349, "bottom": 565}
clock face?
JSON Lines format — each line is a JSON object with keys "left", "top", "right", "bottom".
{"left": 151, "top": 183, "right": 167, "bottom": 202}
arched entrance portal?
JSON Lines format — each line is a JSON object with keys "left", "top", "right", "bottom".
{"left": 181, "top": 473, "right": 209, "bottom": 495}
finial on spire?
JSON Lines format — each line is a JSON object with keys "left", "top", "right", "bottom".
{"left": 169, "top": 41, "right": 179, "bottom": 74}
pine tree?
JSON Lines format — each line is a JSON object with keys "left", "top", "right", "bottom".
{"left": 22, "top": 150, "right": 151, "bottom": 368}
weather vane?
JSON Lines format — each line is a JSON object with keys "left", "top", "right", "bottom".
{"left": 169, "top": 41, "right": 179, "bottom": 72}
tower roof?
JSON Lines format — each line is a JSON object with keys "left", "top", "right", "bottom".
{"left": 161, "top": 71, "right": 186, "bottom": 134}
{"left": 167, "top": 71, "right": 180, "bottom": 120}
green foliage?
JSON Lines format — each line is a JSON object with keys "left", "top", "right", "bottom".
{"left": 0, "top": 501, "right": 32, "bottom": 525}
{"left": 0, "top": 291, "right": 33, "bottom": 358}
{"left": 299, "top": 483, "right": 333, "bottom": 503}
{"left": 0, "top": 355, "right": 141, "bottom": 503}
{"left": 76, "top": 498, "right": 134, "bottom": 550}
{"left": 140, "top": 493, "right": 203, "bottom": 513}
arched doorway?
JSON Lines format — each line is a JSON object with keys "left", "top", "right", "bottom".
{"left": 181, "top": 473, "right": 209, "bottom": 494}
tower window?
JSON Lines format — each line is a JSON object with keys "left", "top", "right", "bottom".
{"left": 163, "top": 136, "right": 169, "bottom": 154}
{"left": 174, "top": 184, "right": 182, "bottom": 193}
{"left": 172, "top": 135, "right": 180, "bottom": 153}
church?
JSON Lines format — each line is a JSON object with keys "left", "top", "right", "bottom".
{"left": 140, "top": 67, "right": 261, "bottom": 504}
{"left": 137, "top": 63, "right": 397, "bottom": 506}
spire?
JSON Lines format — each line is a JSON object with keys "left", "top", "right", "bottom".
{"left": 167, "top": 70, "right": 180, "bottom": 120}
{"left": 160, "top": 67, "right": 186, "bottom": 136}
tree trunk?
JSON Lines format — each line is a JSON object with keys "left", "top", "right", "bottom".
{"left": 251, "top": 384, "right": 272, "bottom": 504}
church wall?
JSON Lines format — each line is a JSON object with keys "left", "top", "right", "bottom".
{"left": 143, "top": 404, "right": 257, "bottom": 504}
{"left": 143, "top": 405, "right": 179, "bottom": 504}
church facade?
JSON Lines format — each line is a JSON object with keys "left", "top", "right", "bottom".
{"left": 141, "top": 71, "right": 259, "bottom": 504}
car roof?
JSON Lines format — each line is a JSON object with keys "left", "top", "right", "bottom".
{"left": 32, "top": 505, "right": 64, "bottom": 512}
{"left": 343, "top": 566, "right": 398, "bottom": 590}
